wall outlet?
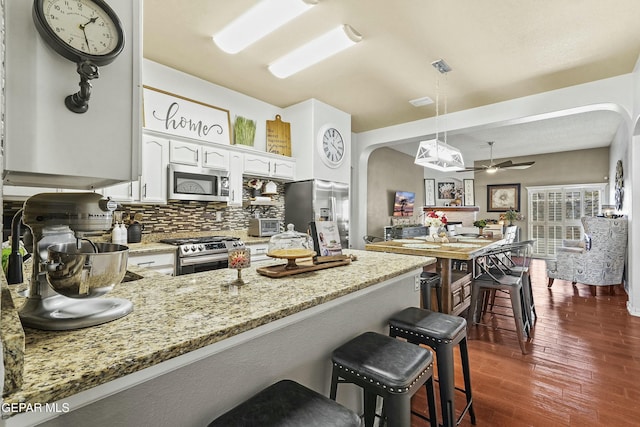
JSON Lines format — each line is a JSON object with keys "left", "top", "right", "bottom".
{"left": 414, "top": 275, "right": 421, "bottom": 292}
{"left": 216, "top": 211, "right": 223, "bottom": 222}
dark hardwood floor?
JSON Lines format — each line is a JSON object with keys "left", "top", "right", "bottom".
{"left": 410, "top": 259, "right": 640, "bottom": 426}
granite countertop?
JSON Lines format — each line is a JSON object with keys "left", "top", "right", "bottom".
{"left": 1, "top": 249, "right": 434, "bottom": 411}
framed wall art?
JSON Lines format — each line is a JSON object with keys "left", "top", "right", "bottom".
{"left": 463, "top": 179, "right": 475, "bottom": 206}
{"left": 424, "top": 179, "right": 436, "bottom": 206}
{"left": 437, "top": 181, "right": 456, "bottom": 200}
{"left": 487, "top": 183, "right": 521, "bottom": 212}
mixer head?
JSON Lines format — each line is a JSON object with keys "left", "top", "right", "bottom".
{"left": 22, "top": 192, "right": 117, "bottom": 237}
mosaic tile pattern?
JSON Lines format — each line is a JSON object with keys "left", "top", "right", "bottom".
{"left": 1, "top": 250, "right": 434, "bottom": 411}
{"left": 2, "top": 179, "right": 285, "bottom": 236}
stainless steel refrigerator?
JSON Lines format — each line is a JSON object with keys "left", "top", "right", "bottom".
{"left": 284, "top": 179, "right": 350, "bottom": 249}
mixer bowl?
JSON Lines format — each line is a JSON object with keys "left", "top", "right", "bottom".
{"left": 46, "top": 242, "right": 129, "bottom": 298}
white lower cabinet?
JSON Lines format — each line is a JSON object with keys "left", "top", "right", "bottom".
{"left": 128, "top": 251, "right": 176, "bottom": 276}
{"left": 246, "top": 242, "right": 270, "bottom": 262}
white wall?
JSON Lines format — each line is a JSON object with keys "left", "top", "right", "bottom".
{"left": 285, "top": 98, "right": 351, "bottom": 184}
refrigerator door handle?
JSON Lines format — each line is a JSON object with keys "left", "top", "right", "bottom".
{"left": 330, "top": 196, "right": 336, "bottom": 222}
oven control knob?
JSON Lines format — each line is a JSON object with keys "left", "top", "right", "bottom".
{"left": 191, "top": 245, "right": 197, "bottom": 252}
{"left": 198, "top": 245, "right": 204, "bottom": 251}
{"left": 183, "top": 247, "right": 190, "bottom": 253}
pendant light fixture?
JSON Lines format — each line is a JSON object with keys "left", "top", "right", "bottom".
{"left": 414, "top": 59, "right": 465, "bottom": 171}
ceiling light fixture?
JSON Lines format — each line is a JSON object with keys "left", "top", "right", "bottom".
{"left": 212, "top": 0, "right": 318, "bottom": 54}
{"left": 409, "top": 96, "right": 434, "bottom": 107}
{"left": 415, "top": 59, "right": 464, "bottom": 171}
{"left": 268, "top": 24, "right": 362, "bottom": 79}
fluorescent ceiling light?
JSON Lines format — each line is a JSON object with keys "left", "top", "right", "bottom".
{"left": 269, "top": 24, "right": 362, "bottom": 79}
{"left": 213, "top": 0, "right": 317, "bottom": 54}
{"left": 414, "top": 139, "right": 465, "bottom": 171}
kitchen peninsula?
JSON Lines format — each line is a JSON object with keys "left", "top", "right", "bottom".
{"left": 1, "top": 250, "right": 434, "bottom": 426}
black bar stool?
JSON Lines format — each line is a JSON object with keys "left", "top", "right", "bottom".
{"left": 389, "top": 308, "right": 476, "bottom": 427}
{"left": 421, "top": 271, "right": 443, "bottom": 312}
{"left": 208, "top": 379, "right": 361, "bottom": 427}
{"left": 330, "top": 331, "right": 437, "bottom": 427}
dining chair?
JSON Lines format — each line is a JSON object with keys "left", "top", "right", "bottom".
{"left": 467, "top": 242, "right": 532, "bottom": 354}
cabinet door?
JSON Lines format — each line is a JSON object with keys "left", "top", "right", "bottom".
{"left": 128, "top": 252, "right": 176, "bottom": 276}
{"left": 243, "top": 153, "right": 271, "bottom": 177}
{"left": 101, "top": 181, "right": 138, "bottom": 202}
{"left": 246, "top": 243, "right": 269, "bottom": 262}
{"left": 140, "top": 136, "right": 169, "bottom": 203}
{"left": 272, "top": 158, "right": 295, "bottom": 180}
{"left": 228, "top": 152, "right": 244, "bottom": 206}
{"left": 202, "top": 146, "right": 230, "bottom": 170}
{"left": 169, "top": 141, "right": 199, "bottom": 166}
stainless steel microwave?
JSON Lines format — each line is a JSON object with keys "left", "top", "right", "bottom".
{"left": 168, "top": 164, "right": 229, "bottom": 202}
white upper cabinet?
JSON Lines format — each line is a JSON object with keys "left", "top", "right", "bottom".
{"left": 169, "top": 140, "right": 200, "bottom": 166}
{"left": 271, "top": 158, "right": 296, "bottom": 180}
{"left": 4, "top": 0, "right": 142, "bottom": 189}
{"left": 244, "top": 152, "right": 295, "bottom": 180}
{"left": 228, "top": 152, "right": 244, "bottom": 207}
{"left": 140, "top": 135, "right": 169, "bottom": 203}
{"left": 202, "top": 146, "right": 230, "bottom": 170}
{"left": 169, "top": 140, "right": 230, "bottom": 170}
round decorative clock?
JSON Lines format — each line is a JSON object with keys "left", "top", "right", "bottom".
{"left": 32, "top": 0, "right": 126, "bottom": 112}
{"left": 318, "top": 126, "right": 345, "bottom": 168}
{"left": 33, "top": 0, "right": 125, "bottom": 65}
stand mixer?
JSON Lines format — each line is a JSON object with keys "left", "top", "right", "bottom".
{"left": 8, "top": 192, "right": 133, "bottom": 330}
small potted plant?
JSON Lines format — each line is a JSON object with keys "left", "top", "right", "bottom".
{"left": 504, "top": 209, "right": 519, "bottom": 226}
{"left": 473, "top": 219, "right": 487, "bottom": 235}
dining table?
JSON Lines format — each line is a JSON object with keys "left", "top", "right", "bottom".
{"left": 365, "top": 235, "right": 505, "bottom": 315}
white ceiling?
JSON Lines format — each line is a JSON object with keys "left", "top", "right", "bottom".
{"left": 143, "top": 0, "right": 639, "bottom": 161}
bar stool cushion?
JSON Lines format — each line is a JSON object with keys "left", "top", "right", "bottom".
{"left": 389, "top": 307, "right": 466, "bottom": 343}
{"left": 332, "top": 331, "right": 433, "bottom": 393}
{"left": 208, "top": 379, "right": 361, "bottom": 427}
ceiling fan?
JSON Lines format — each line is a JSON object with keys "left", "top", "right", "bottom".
{"left": 458, "top": 141, "right": 535, "bottom": 173}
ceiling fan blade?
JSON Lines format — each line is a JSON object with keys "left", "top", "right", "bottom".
{"left": 502, "top": 161, "right": 535, "bottom": 170}
{"left": 493, "top": 160, "right": 513, "bottom": 168}
{"left": 457, "top": 166, "right": 486, "bottom": 172}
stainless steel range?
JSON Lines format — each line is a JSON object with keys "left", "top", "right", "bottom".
{"left": 160, "top": 236, "right": 245, "bottom": 275}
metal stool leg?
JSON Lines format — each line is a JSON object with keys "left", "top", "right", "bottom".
{"left": 435, "top": 344, "right": 456, "bottom": 427}
{"left": 459, "top": 337, "right": 476, "bottom": 425}
{"left": 509, "top": 286, "right": 528, "bottom": 354}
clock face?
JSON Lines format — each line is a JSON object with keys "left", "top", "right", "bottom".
{"left": 33, "top": 0, "right": 125, "bottom": 65}
{"left": 320, "top": 127, "right": 345, "bottom": 167}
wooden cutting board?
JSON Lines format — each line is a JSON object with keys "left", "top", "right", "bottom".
{"left": 256, "top": 258, "right": 351, "bottom": 278}
{"left": 266, "top": 114, "right": 291, "bottom": 156}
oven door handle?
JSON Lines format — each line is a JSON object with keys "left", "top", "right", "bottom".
{"left": 179, "top": 253, "right": 228, "bottom": 266}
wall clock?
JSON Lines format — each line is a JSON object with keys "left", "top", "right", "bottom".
{"left": 318, "top": 126, "right": 345, "bottom": 168}
{"left": 32, "top": 0, "right": 126, "bottom": 113}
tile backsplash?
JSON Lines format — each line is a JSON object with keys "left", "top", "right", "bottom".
{"left": 2, "top": 181, "right": 285, "bottom": 236}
